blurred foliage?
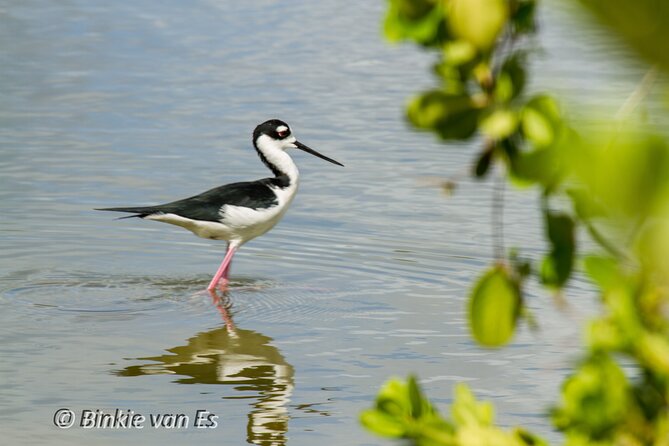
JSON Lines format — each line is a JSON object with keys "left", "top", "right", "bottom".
{"left": 361, "top": 376, "right": 549, "bottom": 446}
{"left": 363, "top": 0, "right": 669, "bottom": 444}
{"left": 579, "top": 0, "right": 669, "bottom": 74}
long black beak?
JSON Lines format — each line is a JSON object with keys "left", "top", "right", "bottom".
{"left": 294, "top": 141, "right": 344, "bottom": 167}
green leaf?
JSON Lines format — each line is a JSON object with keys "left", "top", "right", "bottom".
{"left": 637, "top": 333, "right": 669, "bottom": 373}
{"left": 552, "top": 353, "right": 629, "bottom": 437}
{"left": 508, "top": 147, "right": 553, "bottom": 187}
{"left": 436, "top": 107, "right": 480, "bottom": 140}
{"left": 474, "top": 147, "right": 494, "bottom": 178}
{"left": 469, "top": 265, "right": 521, "bottom": 347}
{"left": 447, "top": 0, "right": 509, "bottom": 50}
{"left": 510, "top": 0, "right": 537, "bottom": 35}
{"left": 407, "top": 375, "right": 424, "bottom": 418}
{"left": 495, "top": 54, "right": 527, "bottom": 102}
{"left": 376, "top": 378, "right": 410, "bottom": 416}
{"left": 540, "top": 211, "right": 575, "bottom": 288}
{"left": 513, "top": 427, "right": 549, "bottom": 446}
{"left": 433, "top": 61, "right": 467, "bottom": 94}
{"left": 407, "top": 90, "right": 482, "bottom": 140}
{"left": 579, "top": 0, "right": 669, "bottom": 73}
{"left": 361, "top": 375, "right": 456, "bottom": 443}
{"left": 452, "top": 383, "right": 495, "bottom": 427}
{"left": 587, "top": 319, "right": 627, "bottom": 351}
{"left": 480, "top": 109, "right": 518, "bottom": 139}
{"left": 360, "top": 409, "right": 406, "bottom": 437}
{"left": 384, "top": 0, "right": 446, "bottom": 46}
{"left": 521, "top": 109, "right": 552, "bottom": 146}
{"left": 443, "top": 39, "right": 477, "bottom": 66}
{"left": 521, "top": 95, "right": 562, "bottom": 147}
{"left": 566, "top": 188, "right": 608, "bottom": 220}
{"left": 583, "top": 255, "right": 622, "bottom": 291}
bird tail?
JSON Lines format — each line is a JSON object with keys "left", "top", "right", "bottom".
{"left": 95, "top": 206, "right": 158, "bottom": 219}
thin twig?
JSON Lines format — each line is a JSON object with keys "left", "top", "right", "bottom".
{"left": 615, "top": 66, "right": 658, "bottom": 120}
{"left": 492, "top": 168, "right": 506, "bottom": 261}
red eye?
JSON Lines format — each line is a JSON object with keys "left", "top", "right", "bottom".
{"left": 278, "top": 130, "right": 287, "bottom": 138}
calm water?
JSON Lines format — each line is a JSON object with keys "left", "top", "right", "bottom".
{"left": 0, "top": 1, "right": 655, "bottom": 445}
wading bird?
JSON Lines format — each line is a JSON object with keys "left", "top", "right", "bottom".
{"left": 97, "top": 119, "right": 343, "bottom": 291}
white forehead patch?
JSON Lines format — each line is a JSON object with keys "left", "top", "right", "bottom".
{"left": 276, "top": 125, "right": 288, "bottom": 133}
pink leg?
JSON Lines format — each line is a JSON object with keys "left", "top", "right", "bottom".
{"left": 208, "top": 289, "right": 236, "bottom": 332}
{"left": 207, "top": 245, "right": 237, "bottom": 291}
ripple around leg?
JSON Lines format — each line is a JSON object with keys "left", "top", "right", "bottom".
{"left": 0, "top": 268, "right": 364, "bottom": 324}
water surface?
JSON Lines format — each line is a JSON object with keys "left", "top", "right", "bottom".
{"left": 0, "top": 1, "right": 658, "bottom": 444}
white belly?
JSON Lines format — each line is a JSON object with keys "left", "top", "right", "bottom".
{"left": 146, "top": 184, "right": 297, "bottom": 246}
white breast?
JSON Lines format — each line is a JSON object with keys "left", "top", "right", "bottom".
{"left": 147, "top": 182, "right": 298, "bottom": 246}
{"left": 220, "top": 182, "right": 298, "bottom": 243}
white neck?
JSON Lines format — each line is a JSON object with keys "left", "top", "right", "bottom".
{"left": 255, "top": 134, "right": 299, "bottom": 183}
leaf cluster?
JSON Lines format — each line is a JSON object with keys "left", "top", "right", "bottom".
{"left": 363, "top": 0, "right": 669, "bottom": 444}
{"left": 361, "top": 377, "right": 548, "bottom": 446}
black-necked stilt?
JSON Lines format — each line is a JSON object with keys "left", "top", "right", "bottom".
{"left": 97, "top": 119, "right": 343, "bottom": 291}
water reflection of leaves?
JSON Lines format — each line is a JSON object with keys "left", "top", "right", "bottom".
{"left": 115, "top": 291, "right": 293, "bottom": 445}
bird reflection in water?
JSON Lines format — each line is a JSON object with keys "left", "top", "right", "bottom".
{"left": 116, "top": 290, "right": 293, "bottom": 445}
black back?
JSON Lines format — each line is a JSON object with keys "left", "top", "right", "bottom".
{"left": 97, "top": 119, "right": 296, "bottom": 221}
{"left": 97, "top": 176, "right": 290, "bottom": 222}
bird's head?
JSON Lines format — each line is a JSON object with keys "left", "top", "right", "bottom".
{"left": 253, "top": 119, "right": 343, "bottom": 167}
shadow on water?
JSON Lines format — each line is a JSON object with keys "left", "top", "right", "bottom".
{"left": 115, "top": 291, "right": 295, "bottom": 446}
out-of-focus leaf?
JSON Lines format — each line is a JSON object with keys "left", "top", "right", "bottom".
{"left": 469, "top": 265, "right": 521, "bottom": 347}
{"left": 605, "top": 287, "right": 643, "bottom": 339}
{"left": 452, "top": 383, "right": 495, "bottom": 427}
{"left": 578, "top": 0, "right": 669, "bottom": 73}
{"left": 540, "top": 211, "right": 576, "bottom": 288}
{"left": 508, "top": 145, "right": 562, "bottom": 188}
{"left": 480, "top": 108, "right": 518, "bottom": 139}
{"left": 361, "top": 375, "right": 456, "bottom": 443}
{"left": 513, "top": 427, "right": 550, "bottom": 446}
{"left": 433, "top": 62, "right": 466, "bottom": 94}
{"left": 385, "top": 0, "right": 446, "bottom": 46}
{"left": 495, "top": 54, "right": 527, "bottom": 102}
{"left": 635, "top": 221, "right": 669, "bottom": 278}
{"left": 407, "top": 90, "right": 482, "bottom": 140}
{"left": 362, "top": 377, "right": 547, "bottom": 445}
{"left": 506, "top": 96, "right": 568, "bottom": 188}
{"left": 447, "top": 0, "right": 509, "bottom": 50}
{"left": 570, "top": 128, "right": 669, "bottom": 221}
{"left": 552, "top": 353, "right": 630, "bottom": 437}
{"left": 587, "top": 319, "right": 628, "bottom": 351}
{"left": 474, "top": 147, "right": 494, "bottom": 178}
{"left": 583, "top": 255, "right": 622, "bottom": 291}
{"left": 510, "top": 0, "right": 537, "bottom": 34}
{"left": 473, "top": 62, "right": 494, "bottom": 91}
{"left": 566, "top": 188, "right": 608, "bottom": 220}
{"left": 443, "top": 39, "right": 477, "bottom": 66}
{"left": 407, "top": 375, "right": 424, "bottom": 418}
{"left": 360, "top": 409, "right": 407, "bottom": 437}
{"left": 522, "top": 108, "right": 552, "bottom": 146}
{"left": 521, "top": 95, "right": 562, "bottom": 147}
{"left": 375, "top": 377, "right": 410, "bottom": 417}
{"left": 637, "top": 333, "right": 669, "bottom": 374}
{"left": 450, "top": 385, "right": 549, "bottom": 445}
{"left": 457, "top": 426, "right": 522, "bottom": 446}
{"left": 436, "top": 108, "right": 480, "bottom": 140}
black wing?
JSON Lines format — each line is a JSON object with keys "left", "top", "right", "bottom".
{"left": 96, "top": 177, "right": 288, "bottom": 222}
